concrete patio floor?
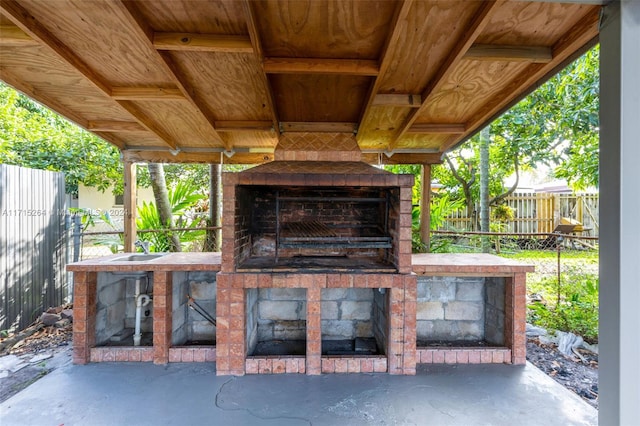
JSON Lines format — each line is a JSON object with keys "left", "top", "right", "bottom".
{"left": 0, "top": 361, "right": 596, "bottom": 426}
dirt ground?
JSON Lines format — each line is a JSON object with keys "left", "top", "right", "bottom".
{"left": 0, "top": 323, "right": 72, "bottom": 403}
{"left": 526, "top": 337, "right": 599, "bottom": 409}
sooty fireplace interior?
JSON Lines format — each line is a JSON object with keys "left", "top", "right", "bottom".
{"left": 235, "top": 185, "right": 398, "bottom": 272}
{"left": 222, "top": 161, "right": 413, "bottom": 274}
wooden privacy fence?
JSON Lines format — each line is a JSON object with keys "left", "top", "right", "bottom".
{"left": 442, "top": 192, "right": 599, "bottom": 237}
{"left": 0, "top": 165, "right": 69, "bottom": 332}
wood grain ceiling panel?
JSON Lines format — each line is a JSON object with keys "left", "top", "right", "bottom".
{"left": 378, "top": 1, "right": 482, "bottom": 93}
{"left": 269, "top": 74, "right": 370, "bottom": 122}
{"left": 133, "top": 100, "right": 225, "bottom": 149}
{"left": 133, "top": 0, "right": 246, "bottom": 34}
{"left": 0, "top": 45, "right": 131, "bottom": 122}
{"left": 18, "top": 0, "right": 172, "bottom": 86}
{"left": 416, "top": 59, "right": 530, "bottom": 123}
{"left": 357, "top": 106, "right": 412, "bottom": 150}
{"left": 169, "top": 51, "right": 273, "bottom": 122}
{"left": 476, "top": 2, "right": 595, "bottom": 46}
{"left": 253, "top": 0, "right": 395, "bottom": 59}
{"left": 0, "top": 1, "right": 602, "bottom": 164}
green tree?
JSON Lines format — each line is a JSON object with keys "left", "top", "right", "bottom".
{"left": 434, "top": 45, "right": 600, "bottom": 220}
{"left": 0, "top": 83, "right": 123, "bottom": 196}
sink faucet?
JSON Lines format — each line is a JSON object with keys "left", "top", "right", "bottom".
{"left": 135, "top": 239, "right": 150, "bottom": 254}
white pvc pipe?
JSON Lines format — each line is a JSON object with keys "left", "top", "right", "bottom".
{"left": 133, "top": 278, "right": 152, "bottom": 346}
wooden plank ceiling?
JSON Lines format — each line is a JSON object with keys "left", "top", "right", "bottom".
{"left": 0, "top": 0, "right": 600, "bottom": 165}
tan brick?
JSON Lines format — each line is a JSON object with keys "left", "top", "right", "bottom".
{"left": 334, "top": 358, "right": 348, "bottom": 373}
{"left": 322, "top": 358, "right": 335, "bottom": 373}
{"left": 373, "top": 358, "right": 387, "bottom": 373}
{"left": 432, "top": 350, "right": 445, "bottom": 363}
{"left": 273, "top": 359, "right": 286, "bottom": 374}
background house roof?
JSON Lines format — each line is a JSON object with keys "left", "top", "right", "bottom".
{"left": 0, "top": 0, "right": 601, "bottom": 165}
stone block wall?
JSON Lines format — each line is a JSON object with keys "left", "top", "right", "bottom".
{"left": 256, "top": 288, "right": 307, "bottom": 344}
{"left": 171, "top": 271, "right": 217, "bottom": 346}
{"left": 95, "top": 273, "right": 126, "bottom": 345}
{"left": 172, "top": 271, "right": 189, "bottom": 345}
{"left": 416, "top": 276, "right": 486, "bottom": 342}
{"left": 246, "top": 288, "right": 258, "bottom": 354}
{"left": 95, "top": 273, "right": 153, "bottom": 345}
{"left": 321, "top": 288, "right": 375, "bottom": 341}
{"left": 372, "top": 288, "right": 388, "bottom": 354}
{"left": 485, "top": 277, "right": 506, "bottom": 345}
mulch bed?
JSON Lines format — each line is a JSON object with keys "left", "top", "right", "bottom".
{"left": 526, "top": 337, "right": 598, "bottom": 409}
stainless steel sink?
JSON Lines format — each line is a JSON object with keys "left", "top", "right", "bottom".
{"left": 109, "top": 254, "right": 166, "bottom": 262}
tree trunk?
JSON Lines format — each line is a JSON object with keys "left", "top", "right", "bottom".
{"left": 479, "top": 126, "right": 491, "bottom": 252}
{"left": 444, "top": 154, "right": 476, "bottom": 230}
{"left": 148, "top": 163, "right": 181, "bottom": 252}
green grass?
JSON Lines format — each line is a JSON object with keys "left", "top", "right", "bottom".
{"left": 501, "top": 249, "right": 599, "bottom": 262}
{"left": 499, "top": 250, "right": 599, "bottom": 343}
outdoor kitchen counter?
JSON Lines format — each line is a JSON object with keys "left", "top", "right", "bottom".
{"left": 411, "top": 253, "right": 534, "bottom": 275}
{"left": 66, "top": 252, "right": 222, "bottom": 272}
{"left": 67, "top": 252, "right": 532, "bottom": 274}
{"left": 412, "top": 252, "right": 533, "bottom": 366}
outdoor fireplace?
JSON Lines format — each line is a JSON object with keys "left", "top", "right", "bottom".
{"left": 216, "top": 133, "right": 416, "bottom": 375}
{"left": 233, "top": 179, "right": 402, "bottom": 272}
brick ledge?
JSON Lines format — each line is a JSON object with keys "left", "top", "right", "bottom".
{"left": 417, "top": 347, "right": 512, "bottom": 364}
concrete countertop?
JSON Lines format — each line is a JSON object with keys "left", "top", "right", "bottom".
{"left": 67, "top": 252, "right": 532, "bottom": 275}
{"left": 66, "top": 252, "right": 222, "bottom": 273}
{"left": 412, "top": 253, "right": 534, "bottom": 275}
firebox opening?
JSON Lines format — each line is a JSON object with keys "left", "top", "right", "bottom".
{"left": 320, "top": 288, "right": 388, "bottom": 356}
{"left": 235, "top": 186, "right": 400, "bottom": 272}
{"left": 246, "top": 288, "right": 307, "bottom": 356}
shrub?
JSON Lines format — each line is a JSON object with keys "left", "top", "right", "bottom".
{"left": 527, "top": 267, "right": 599, "bottom": 343}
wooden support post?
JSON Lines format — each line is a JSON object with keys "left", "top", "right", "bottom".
{"left": 208, "top": 163, "right": 222, "bottom": 251}
{"left": 123, "top": 161, "right": 137, "bottom": 252}
{"left": 420, "top": 164, "right": 431, "bottom": 252}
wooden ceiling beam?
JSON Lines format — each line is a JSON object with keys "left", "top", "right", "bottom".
{"left": 110, "top": 86, "right": 185, "bottom": 100}
{"left": 263, "top": 58, "right": 379, "bottom": 76}
{"left": 465, "top": 44, "right": 553, "bottom": 63}
{"left": 407, "top": 124, "right": 466, "bottom": 134}
{"left": 372, "top": 93, "right": 422, "bottom": 107}
{"left": 242, "top": 0, "right": 281, "bottom": 136}
{"left": 361, "top": 152, "right": 443, "bottom": 165}
{"left": 116, "top": 101, "right": 180, "bottom": 150}
{"left": 389, "top": 0, "right": 504, "bottom": 151}
{"left": 356, "top": 0, "right": 415, "bottom": 129}
{"left": 116, "top": 1, "right": 228, "bottom": 149}
{"left": 0, "top": 0, "right": 180, "bottom": 151}
{"left": 88, "top": 121, "right": 147, "bottom": 132}
{"left": 0, "top": 24, "right": 38, "bottom": 46}
{"left": 122, "top": 150, "right": 274, "bottom": 165}
{"left": 153, "top": 32, "right": 253, "bottom": 52}
{"left": 441, "top": 7, "right": 600, "bottom": 153}
{"left": 281, "top": 122, "right": 358, "bottom": 133}
{"left": 214, "top": 120, "right": 274, "bottom": 132}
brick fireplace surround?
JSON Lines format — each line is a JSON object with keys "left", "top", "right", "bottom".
{"left": 68, "top": 134, "right": 533, "bottom": 375}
